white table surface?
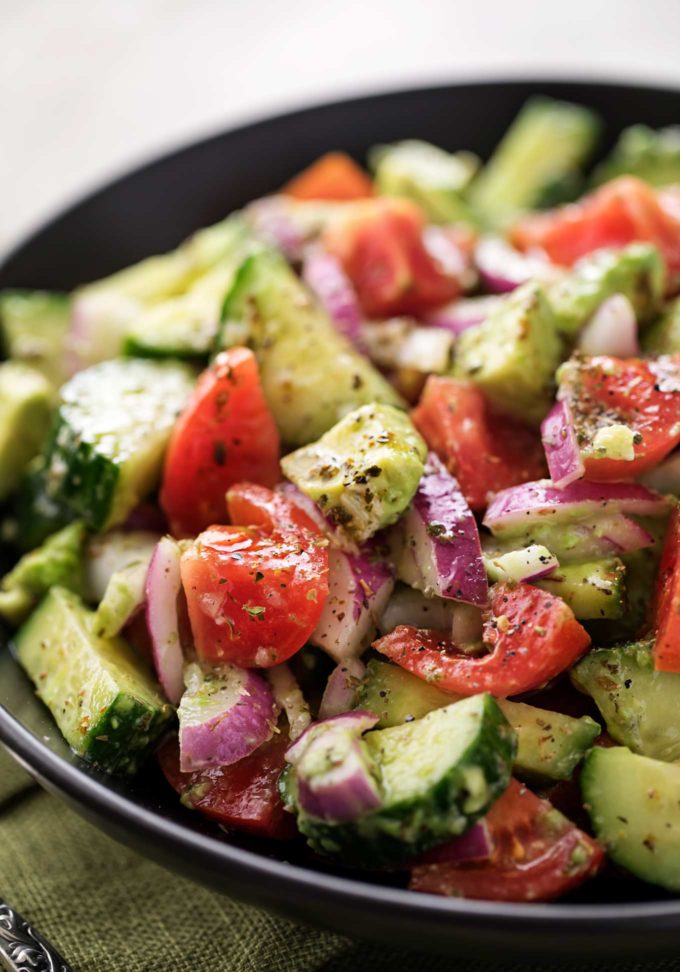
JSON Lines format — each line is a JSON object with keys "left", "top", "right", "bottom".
{"left": 3, "top": 0, "right": 680, "bottom": 255}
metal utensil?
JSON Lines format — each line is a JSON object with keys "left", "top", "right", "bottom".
{"left": 0, "top": 901, "right": 72, "bottom": 972}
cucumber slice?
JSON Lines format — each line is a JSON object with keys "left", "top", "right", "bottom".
{"left": 14, "top": 587, "right": 173, "bottom": 774}
{"left": 0, "top": 290, "right": 70, "bottom": 390}
{"left": 582, "top": 746, "right": 680, "bottom": 890}
{"left": 290, "top": 694, "right": 514, "bottom": 865}
{"left": 354, "top": 659, "right": 598, "bottom": 782}
{"left": 535, "top": 558, "right": 626, "bottom": 621}
{"left": 572, "top": 639, "right": 680, "bottom": 761}
{"left": 0, "top": 361, "right": 53, "bottom": 501}
{"left": 16, "top": 359, "right": 195, "bottom": 547}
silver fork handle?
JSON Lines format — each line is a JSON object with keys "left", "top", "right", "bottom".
{"left": 0, "top": 902, "right": 72, "bottom": 972}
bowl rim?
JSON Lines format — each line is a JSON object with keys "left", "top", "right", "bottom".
{"left": 3, "top": 75, "right": 680, "bottom": 931}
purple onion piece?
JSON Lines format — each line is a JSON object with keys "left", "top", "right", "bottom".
{"left": 178, "top": 662, "right": 278, "bottom": 772}
{"left": 577, "top": 294, "right": 639, "bottom": 358}
{"left": 413, "top": 821, "right": 493, "bottom": 866}
{"left": 392, "top": 453, "right": 489, "bottom": 606}
{"left": 267, "top": 663, "right": 311, "bottom": 740}
{"left": 541, "top": 401, "right": 585, "bottom": 489}
{"left": 296, "top": 738, "right": 382, "bottom": 823}
{"left": 423, "top": 295, "right": 503, "bottom": 335}
{"left": 310, "top": 546, "right": 394, "bottom": 662}
{"left": 319, "top": 659, "right": 367, "bottom": 720}
{"left": 475, "top": 237, "right": 557, "bottom": 294}
{"left": 145, "top": 536, "right": 185, "bottom": 705}
{"left": 302, "top": 246, "right": 365, "bottom": 349}
{"left": 286, "top": 710, "right": 378, "bottom": 765}
{"left": 246, "top": 196, "right": 305, "bottom": 261}
{"left": 484, "top": 478, "right": 669, "bottom": 534}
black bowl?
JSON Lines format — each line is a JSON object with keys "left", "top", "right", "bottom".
{"left": 2, "top": 79, "right": 680, "bottom": 960}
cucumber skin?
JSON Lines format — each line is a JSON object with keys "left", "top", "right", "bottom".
{"left": 286, "top": 695, "right": 515, "bottom": 867}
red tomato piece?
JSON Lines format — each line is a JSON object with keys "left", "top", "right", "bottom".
{"left": 558, "top": 354, "right": 680, "bottom": 480}
{"left": 511, "top": 176, "right": 680, "bottom": 290}
{"left": 160, "top": 349, "right": 280, "bottom": 538}
{"left": 411, "top": 377, "right": 547, "bottom": 510}
{"left": 181, "top": 523, "right": 329, "bottom": 667}
{"left": 654, "top": 507, "right": 680, "bottom": 672}
{"left": 323, "top": 198, "right": 462, "bottom": 317}
{"left": 283, "top": 152, "right": 374, "bottom": 201}
{"left": 374, "top": 583, "right": 591, "bottom": 697}
{"left": 158, "top": 732, "right": 296, "bottom": 840}
{"left": 410, "top": 779, "right": 603, "bottom": 901}
{"left": 227, "top": 482, "right": 322, "bottom": 536}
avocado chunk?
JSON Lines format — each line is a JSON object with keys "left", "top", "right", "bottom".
{"left": 281, "top": 403, "right": 426, "bottom": 543}
{"left": 549, "top": 243, "right": 664, "bottom": 338}
{"left": 0, "top": 521, "right": 86, "bottom": 626}
{"left": 288, "top": 694, "right": 514, "bottom": 866}
{"left": 642, "top": 296, "right": 680, "bottom": 354}
{"left": 14, "top": 587, "right": 173, "bottom": 774}
{"left": 592, "top": 125, "right": 680, "bottom": 188}
{"left": 572, "top": 638, "right": 680, "bottom": 761}
{"left": 582, "top": 746, "right": 680, "bottom": 890}
{"left": 216, "top": 249, "right": 403, "bottom": 446}
{"left": 0, "top": 290, "right": 70, "bottom": 390}
{"left": 354, "top": 659, "right": 599, "bottom": 781}
{"left": 16, "top": 359, "right": 195, "bottom": 548}
{"left": 452, "top": 281, "right": 561, "bottom": 426}
{"left": 0, "top": 361, "right": 53, "bottom": 502}
{"left": 71, "top": 215, "right": 249, "bottom": 368}
{"left": 369, "top": 139, "right": 479, "bottom": 224}
{"left": 468, "top": 96, "right": 600, "bottom": 226}
{"left": 535, "top": 558, "right": 626, "bottom": 621}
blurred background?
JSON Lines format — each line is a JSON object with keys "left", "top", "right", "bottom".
{"left": 3, "top": 0, "right": 680, "bottom": 252}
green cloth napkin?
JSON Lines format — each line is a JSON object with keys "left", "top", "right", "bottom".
{"left": 1, "top": 743, "right": 679, "bottom": 972}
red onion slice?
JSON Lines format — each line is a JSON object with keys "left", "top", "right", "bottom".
{"left": 541, "top": 400, "right": 585, "bottom": 489}
{"left": 413, "top": 820, "right": 493, "bottom": 866}
{"left": 475, "top": 237, "right": 558, "bottom": 294}
{"left": 286, "top": 710, "right": 378, "bottom": 765}
{"left": 319, "top": 659, "right": 367, "bottom": 720}
{"left": 302, "top": 247, "right": 365, "bottom": 349}
{"left": 485, "top": 544, "right": 559, "bottom": 583}
{"left": 424, "top": 295, "right": 503, "bottom": 335}
{"left": 267, "top": 664, "right": 311, "bottom": 741}
{"left": 145, "top": 536, "right": 186, "bottom": 705}
{"left": 577, "top": 294, "right": 639, "bottom": 358}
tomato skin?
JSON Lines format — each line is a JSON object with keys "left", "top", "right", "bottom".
{"left": 374, "top": 583, "right": 590, "bottom": 697}
{"left": 512, "top": 176, "right": 680, "bottom": 290}
{"left": 158, "top": 732, "right": 296, "bottom": 840}
{"left": 411, "top": 377, "right": 546, "bottom": 511}
{"left": 559, "top": 354, "right": 680, "bottom": 480}
{"left": 160, "top": 349, "right": 280, "bottom": 538}
{"left": 410, "top": 779, "right": 603, "bottom": 901}
{"left": 283, "top": 152, "right": 374, "bottom": 201}
{"left": 323, "top": 198, "right": 462, "bottom": 317}
{"left": 181, "top": 523, "right": 329, "bottom": 668}
{"left": 227, "top": 482, "right": 322, "bottom": 536}
{"left": 654, "top": 507, "right": 680, "bottom": 673}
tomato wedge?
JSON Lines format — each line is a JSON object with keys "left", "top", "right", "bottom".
{"left": 160, "top": 349, "right": 280, "bottom": 537}
{"left": 227, "top": 482, "right": 321, "bottom": 535}
{"left": 374, "top": 583, "right": 590, "bottom": 697}
{"left": 410, "top": 780, "right": 603, "bottom": 901}
{"left": 158, "top": 732, "right": 295, "bottom": 840}
{"left": 323, "top": 198, "right": 462, "bottom": 317}
{"left": 411, "top": 377, "right": 547, "bottom": 511}
{"left": 283, "top": 152, "right": 374, "bottom": 201}
{"left": 511, "top": 176, "right": 680, "bottom": 290}
{"left": 558, "top": 354, "right": 680, "bottom": 480}
{"left": 181, "top": 521, "right": 329, "bottom": 668}
{"left": 653, "top": 507, "right": 680, "bottom": 673}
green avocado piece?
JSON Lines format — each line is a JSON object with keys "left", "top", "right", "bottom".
{"left": 14, "top": 587, "right": 174, "bottom": 774}
{"left": 572, "top": 638, "right": 680, "bottom": 762}
{"left": 534, "top": 558, "right": 626, "bottom": 621}
{"left": 369, "top": 139, "right": 479, "bottom": 224}
{"left": 288, "top": 694, "right": 514, "bottom": 866}
{"left": 0, "top": 290, "right": 70, "bottom": 390}
{"left": 354, "top": 659, "right": 599, "bottom": 782}
{"left": 468, "top": 97, "right": 600, "bottom": 227}
{"left": 592, "top": 125, "right": 680, "bottom": 188}
{"left": 549, "top": 244, "right": 665, "bottom": 338}
{"left": 281, "top": 403, "right": 426, "bottom": 543}
{"left": 217, "top": 249, "right": 403, "bottom": 446}
{"left": 452, "top": 281, "right": 562, "bottom": 426}
{"left": 15, "top": 358, "right": 195, "bottom": 549}
{"left": 582, "top": 746, "right": 680, "bottom": 890}
{"left": 0, "top": 521, "right": 86, "bottom": 625}
{"left": 0, "top": 361, "right": 53, "bottom": 502}
{"left": 642, "top": 297, "right": 680, "bottom": 354}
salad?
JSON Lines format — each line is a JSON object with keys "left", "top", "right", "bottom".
{"left": 1, "top": 95, "right": 680, "bottom": 904}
